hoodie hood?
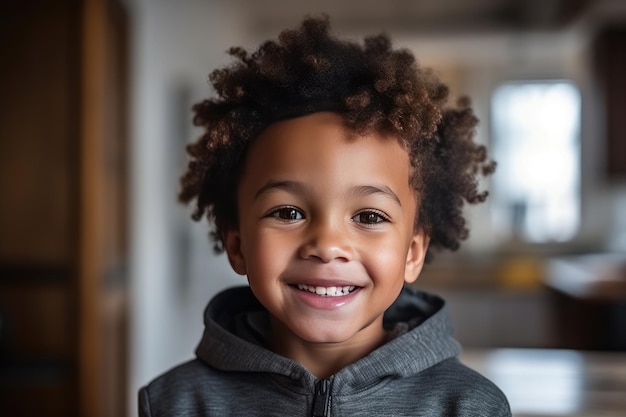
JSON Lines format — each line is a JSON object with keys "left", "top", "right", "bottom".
{"left": 195, "top": 285, "right": 461, "bottom": 394}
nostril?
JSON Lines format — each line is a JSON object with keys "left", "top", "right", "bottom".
{"left": 298, "top": 223, "right": 354, "bottom": 262}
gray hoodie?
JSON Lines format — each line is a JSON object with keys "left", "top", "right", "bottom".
{"left": 139, "top": 286, "right": 511, "bottom": 416}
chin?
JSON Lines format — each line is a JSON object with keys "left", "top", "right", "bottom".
{"left": 292, "top": 325, "right": 361, "bottom": 345}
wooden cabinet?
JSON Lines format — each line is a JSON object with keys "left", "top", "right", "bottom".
{"left": 594, "top": 26, "right": 626, "bottom": 179}
{"left": 0, "top": 1, "right": 129, "bottom": 416}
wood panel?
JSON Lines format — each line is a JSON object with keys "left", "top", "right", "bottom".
{"left": 0, "top": 1, "right": 79, "bottom": 264}
{"left": 0, "top": 0, "right": 129, "bottom": 416}
{"left": 80, "top": 0, "right": 130, "bottom": 415}
{"left": 0, "top": 282, "right": 73, "bottom": 358}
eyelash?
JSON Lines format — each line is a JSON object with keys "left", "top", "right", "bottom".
{"left": 264, "top": 207, "right": 390, "bottom": 226}
{"left": 265, "top": 206, "right": 305, "bottom": 222}
{"left": 351, "top": 209, "right": 390, "bottom": 226}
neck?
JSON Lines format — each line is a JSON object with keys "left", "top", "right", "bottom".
{"left": 266, "top": 316, "right": 387, "bottom": 379}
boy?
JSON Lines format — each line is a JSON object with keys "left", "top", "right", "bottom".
{"left": 139, "top": 16, "right": 511, "bottom": 416}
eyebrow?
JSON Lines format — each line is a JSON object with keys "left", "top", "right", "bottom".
{"left": 254, "top": 180, "right": 308, "bottom": 201}
{"left": 350, "top": 184, "right": 402, "bottom": 206}
{"left": 254, "top": 180, "right": 402, "bottom": 206}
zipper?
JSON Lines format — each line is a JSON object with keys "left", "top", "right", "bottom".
{"left": 311, "top": 377, "right": 333, "bottom": 417}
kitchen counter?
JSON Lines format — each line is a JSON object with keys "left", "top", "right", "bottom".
{"left": 461, "top": 348, "right": 626, "bottom": 417}
{"left": 545, "top": 253, "right": 626, "bottom": 301}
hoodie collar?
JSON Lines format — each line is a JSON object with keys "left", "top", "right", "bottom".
{"left": 196, "top": 286, "right": 460, "bottom": 393}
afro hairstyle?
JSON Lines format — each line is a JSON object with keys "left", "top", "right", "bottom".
{"left": 179, "top": 16, "right": 495, "bottom": 261}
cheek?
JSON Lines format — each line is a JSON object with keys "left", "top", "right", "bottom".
{"left": 363, "top": 236, "right": 410, "bottom": 278}
{"left": 372, "top": 253, "right": 407, "bottom": 279}
{"left": 244, "top": 230, "right": 293, "bottom": 277}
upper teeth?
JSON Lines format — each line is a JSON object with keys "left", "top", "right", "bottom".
{"left": 297, "top": 284, "right": 356, "bottom": 296}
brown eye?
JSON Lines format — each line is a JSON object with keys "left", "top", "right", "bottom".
{"left": 269, "top": 207, "right": 304, "bottom": 221}
{"left": 352, "top": 210, "right": 388, "bottom": 225}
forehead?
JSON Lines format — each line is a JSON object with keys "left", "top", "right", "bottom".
{"left": 239, "top": 112, "right": 414, "bottom": 198}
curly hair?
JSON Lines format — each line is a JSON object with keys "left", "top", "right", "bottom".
{"left": 179, "top": 16, "right": 495, "bottom": 261}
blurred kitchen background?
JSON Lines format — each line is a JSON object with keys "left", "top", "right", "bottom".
{"left": 1, "top": 0, "right": 625, "bottom": 416}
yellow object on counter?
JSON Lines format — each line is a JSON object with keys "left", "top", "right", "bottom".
{"left": 497, "top": 257, "right": 544, "bottom": 289}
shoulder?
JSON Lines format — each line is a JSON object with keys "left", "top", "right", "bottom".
{"left": 138, "top": 359, "right": 223, "bottom": 417}
{"left": 138, "top": 359, "right": 291, "bottom": 417}
{"left": 420, "top": 358, "right": 512, "bottom": 416}
{"left": 370, "top": 358, "right": 511, "bottom": 416}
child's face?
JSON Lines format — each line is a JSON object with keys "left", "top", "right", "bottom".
{"left": 224, "top": 112, "right": 428, "bottom": 348}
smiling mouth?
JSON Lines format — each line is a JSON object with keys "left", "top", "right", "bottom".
{"left": 295, "top": 284, "right": 358, "bottom": 297}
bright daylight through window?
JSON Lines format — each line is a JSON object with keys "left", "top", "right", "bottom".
{"left": 491, "top": 81, "right": 581, "bottom": 243}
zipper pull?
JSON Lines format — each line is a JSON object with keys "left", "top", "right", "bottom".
{"left": 312, "top": 378, "right": 332, "bottom": 416}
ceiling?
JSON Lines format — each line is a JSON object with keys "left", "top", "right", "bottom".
{"left": 234, "top": 0, "right": 602, "bottom": 36}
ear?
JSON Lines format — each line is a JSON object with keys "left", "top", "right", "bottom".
{"left": 223, "top": 229, "right": 247, "bottom": 275}
{"left": 404, "top": 231, "right": 429, "bottom": 284}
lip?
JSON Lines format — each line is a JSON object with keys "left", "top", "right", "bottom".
{"left": 283, "top": 267, "right": 367, "bottom": 289}
{"left": 290, "top": 284, "right": 361, "bottom": 310}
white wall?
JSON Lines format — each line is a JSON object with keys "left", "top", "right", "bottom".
{"left": 128, "top": 0, "right": 248, "bottom": 414}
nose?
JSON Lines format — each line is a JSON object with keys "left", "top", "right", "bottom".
{"left": 298, "top": 219, "right": 354, "bottom": 263}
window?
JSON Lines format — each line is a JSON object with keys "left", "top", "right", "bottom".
{"left": 491, "top": 81, "right": 581, "bottom": 243}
